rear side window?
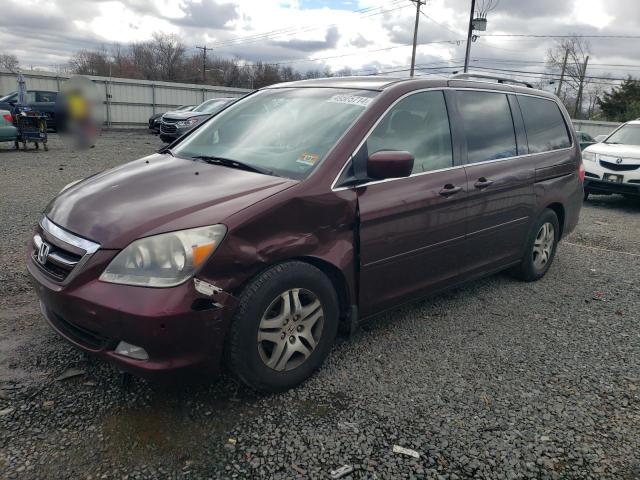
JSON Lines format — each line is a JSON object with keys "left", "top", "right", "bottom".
{"left": 518, "top": 96, "right": 571, "bottom": 153}
{"left": 365, "top": 91, "right": 453, "bottom": 174}
{"left": 457, "top": 91, "right": 517, "bottom": 163}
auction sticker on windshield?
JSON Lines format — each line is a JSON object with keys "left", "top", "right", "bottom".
{"left": 327, "top": 94, "right": 373, "bottom": 107}
{"left": 297, "top": 153, "right": 320, "bottom": 166}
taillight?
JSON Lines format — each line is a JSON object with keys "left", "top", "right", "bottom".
{"left": 2, "top": 114, "right": 12, "bottom": 122}
{"left": 578, "top": 160, "right": 585, "bottom": 183}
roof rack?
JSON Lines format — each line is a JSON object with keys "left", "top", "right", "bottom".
{"left": 451, "top": 73, "right": 533, "bottom": 89}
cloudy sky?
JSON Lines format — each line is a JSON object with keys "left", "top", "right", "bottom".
{"left": 2, "top": 0, "right": 640, "bottom": 86}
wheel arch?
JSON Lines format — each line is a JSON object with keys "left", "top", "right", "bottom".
{"left": 292, "top": 256, "right": 352, "bottom": 328}
{"left": 545, "top": 202, "right": 566, "bottom": 238}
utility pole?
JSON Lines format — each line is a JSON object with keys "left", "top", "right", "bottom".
{"left": 555, "top": 48, "right": 569, "bottom": 97}
{"left": 410, "top": 0, "right": 427, "bottom": 77}
{"left": 463, "top": 0, "right": 476, "bottom": 73}
{"left": 195, "top": 45, "right": 209, "bottom": 83}
{"left": 574, "top": 55, "right": 589, "bottom": 118}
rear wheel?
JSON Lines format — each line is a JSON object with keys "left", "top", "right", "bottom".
{"left": 511, "top": 209, "right": 560, "bottom": 282}
{"left": 225, "top": 261, "right": 339, "bottom": 392}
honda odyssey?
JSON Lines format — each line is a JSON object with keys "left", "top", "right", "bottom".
{"left": 28, "top": 75, "right": 583, "bottom": 392}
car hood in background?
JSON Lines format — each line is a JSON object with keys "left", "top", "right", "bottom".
{"left": 584, "top": 143, "right": 640, "bottom": 159}
{"left": 162, "top": 111, "right": 209, "bottom": 122}
{"left": 46, "top": 154, "right": 297, "bottom": 248}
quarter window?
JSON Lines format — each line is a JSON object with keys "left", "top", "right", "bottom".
{"left": 457, "top": 91, "right": 518, "bottom": 163}
{"left": 518, "top": 96, "right": 571, "bottom": 153}
{"left": 364, "top": 91, "right": 453, "bottom": 174}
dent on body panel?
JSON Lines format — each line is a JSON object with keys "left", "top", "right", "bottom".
{"left": 199, "top": 188, "right": 358, "bottom": 296}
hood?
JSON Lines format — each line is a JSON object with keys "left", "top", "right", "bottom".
{"left": 163, "top": 111, "right": 209, "bottom": 121}
{"left": 46, "top": 153, "right": 297, "bottom": 248}
{"left": 584, "top": 143, "right": 640, "bottom": 159}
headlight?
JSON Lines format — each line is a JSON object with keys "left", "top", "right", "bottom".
{"left": 583, "top": 151, "right": 597, "bottom": 162}
{"left": 60, "top": 179, "right": 82, "bottom": 193}
{"left": 100, "top": 225, "right": 227, "bottom": 287}
{"left": 176, "top": 118, "right": 200, "bottom": 127}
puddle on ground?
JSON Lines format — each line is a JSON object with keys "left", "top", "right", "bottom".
{"left": 0, "top": 298, "right": 49, "bottom": 389}
{"left": 101, "top": 387, "right": 260, "bottom": 467}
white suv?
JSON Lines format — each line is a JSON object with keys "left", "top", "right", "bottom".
{"left": 582, "top": 120, "right": 640, "bottom": 200}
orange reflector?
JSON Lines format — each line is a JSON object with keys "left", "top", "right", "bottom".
{"left": 192, "top": 243, "right": 216, "bottom": 267}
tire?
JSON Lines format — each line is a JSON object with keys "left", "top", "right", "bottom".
{"left": 510, "top": 209, "right": 560, "bottom": 282}
{"left": 225, "top": 261, "right": 339, "bottom": 393}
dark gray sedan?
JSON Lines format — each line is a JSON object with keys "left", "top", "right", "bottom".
{"left": 159, "top": 98, "right": 236, "bottom": 142}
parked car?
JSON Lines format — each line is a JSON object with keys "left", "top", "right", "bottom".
{"left": 148, "top": 105, "right": 194, "bottom": 133}
{"left": 582, "top": 120, "right": 640, "bottom": 200}
{"left": 28, "top": 76, "right": 583, "bottom": 392}
{"left": 594, "top": 134, "right": 608, "bottom": 143}
{"left": 0, "top": 90, "right": 58, "bottom": 130}
{"left": 0, "top": 109, "right": 18, "bottom": 144}
{"left": 576, "top": 131, "right": 596, "bottom": 150}
{"left": 159, "top": 98, "right": 235, "bottom": 142}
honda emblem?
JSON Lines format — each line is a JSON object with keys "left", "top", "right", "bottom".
{"left": 37, "top": 242, "right": 50, "bottom": 265}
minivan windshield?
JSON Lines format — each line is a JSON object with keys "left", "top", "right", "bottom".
{"left": 173, "top": 88, "right": 379, "bottom": 179}
{"left": 605, "top": 124, "right": 640, "bottom": 146}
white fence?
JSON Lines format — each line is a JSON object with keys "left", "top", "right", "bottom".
{"left": 572, "top": 119, "right": 622, "bottom": 138}
{"left": 0, "top": 69, "right": 251, "bottom": 127}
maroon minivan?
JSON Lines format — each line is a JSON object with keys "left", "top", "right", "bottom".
{"left": 28, "top": 75, "right": 583, "bottom": 391}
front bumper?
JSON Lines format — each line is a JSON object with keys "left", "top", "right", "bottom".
{"left": 28, "top": 233, "right": 238, "bottom": 380}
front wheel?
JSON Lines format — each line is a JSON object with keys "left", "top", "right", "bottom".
{"left": 510, "top": 209, "right": 560, "bottom": 282}
{"left": 225, "top": 261, "right": 339, "bottom": 392}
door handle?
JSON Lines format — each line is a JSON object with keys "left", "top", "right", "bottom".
{"left": 474, "top": 177, "right": 494, "bottom": 189}
{"left": 439, "top": 184, "right": 463, "bottom": 197}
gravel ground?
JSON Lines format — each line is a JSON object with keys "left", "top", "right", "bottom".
{"left": 1, "top": 132, "right": 639, "bottom": 479}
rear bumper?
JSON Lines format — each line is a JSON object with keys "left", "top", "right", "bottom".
{"left": 28, "top": 256, "right": 238, "bottom": 380}
{"left": 584, "top": 178, "right": 640, "bottom": 196}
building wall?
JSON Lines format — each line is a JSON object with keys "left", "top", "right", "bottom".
{"left": 0, "top": 69, "right": 251, "bottom": 127}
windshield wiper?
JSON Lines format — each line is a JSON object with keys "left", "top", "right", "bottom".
{"left": 191, "top": 155, "right": 274, "bottom": 176}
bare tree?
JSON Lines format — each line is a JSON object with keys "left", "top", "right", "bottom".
{"left": 546, "top": 36, "right": 591, "bottom": 116}
{"left": 68, "top": 47, "right": 110, "bottom": 76}
{"left": 151, "top": 33, "right": 186, "bottom": 81}
{"left": 0, "top": 53, "right": 19, "bottom": 72}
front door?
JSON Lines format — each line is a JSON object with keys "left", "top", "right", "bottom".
{"left": 350, "top": 90, "right": 469, "bottom": 317}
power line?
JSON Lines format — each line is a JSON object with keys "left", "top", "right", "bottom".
{"left": 480, "top": 34, "right": 640, "bottom": 39}
{"left": 242, "top": 39, "right": 466, "bottom": 68}
{"left": 470, "top": 65, "right": 634, "bottom": 82}
{"left": 467, "top": 65, "right": 632, "bottom": 87}
{"left": 206, "top": 0, "right": 410, "bottom": 50}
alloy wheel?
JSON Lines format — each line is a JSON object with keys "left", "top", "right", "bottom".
{"left": 257, "top": 288, "right": 324, "bottom": 372}
{"left": 532, "top": 222, "right": 555, "bottom": 270}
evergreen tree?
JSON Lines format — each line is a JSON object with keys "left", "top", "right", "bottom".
{"left": 598, "top": 78, "right": 640, "bottom": 121}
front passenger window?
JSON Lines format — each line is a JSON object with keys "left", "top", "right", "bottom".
{"left": 364, "top": 91, "right": 453, "bottom": 174}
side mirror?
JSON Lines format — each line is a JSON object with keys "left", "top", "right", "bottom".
{"left": 367, "top": 150, "right": 414, "bottom": 180}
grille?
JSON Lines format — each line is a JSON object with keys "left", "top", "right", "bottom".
{"left": 49, "top": 311, "right": 110, "bottom": 350}
{"left": 162, "top": 117, "right": 179, "bottom": 124}
{"left": 34, "top": 217, "right": 100, "bottom": 285}
{"left": 33, "top": 240, "right": 82, "bottom": 281}
{"left": 160, "top": 122, "right": 177, "bottom": 133}
{"left": 599, "top": 159, "right": 640, "bottom": 172}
